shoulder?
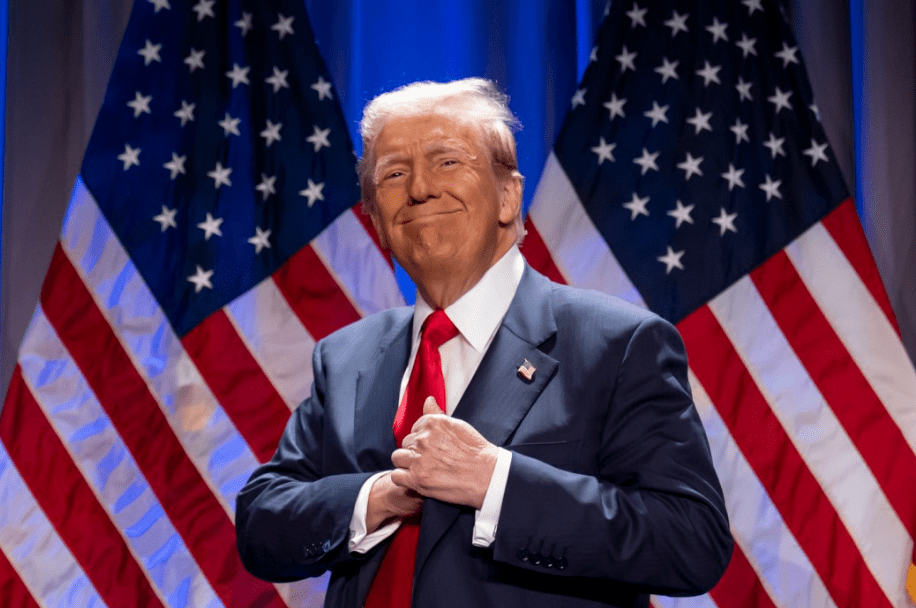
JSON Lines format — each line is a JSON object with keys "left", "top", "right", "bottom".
{"left": 316, "top": 306, "right": 412, "bottom": 351}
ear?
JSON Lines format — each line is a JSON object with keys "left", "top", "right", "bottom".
{"left": 498, "top": 176, "right": 522, "bottom": 226}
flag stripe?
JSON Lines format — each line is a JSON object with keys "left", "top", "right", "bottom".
{"left": 349, "top": 206, "right": 394, "bottom": 269}
{"left": 654, "top": 590, "right": 719, "bottom": 608}
{"left": 784, "top": 221, "right": 916, "bottom": 456}
{"left": 689, "top": 371, "right": 835, "bottom": 608}
{"left": 520, "top": 218, "right": 569, "bottom": 284}
{"left": 39, "top": 245, "right": 284, "bottom": 608}
{"left": 752, "top": 249, "right": 916, "bottom": 542}
{"left": 182, "top": 310, "right": 291, "bottom": 463}
{"left": 1, "top": 369, "right": 163, "bottom": 607}
{"left": 820, "top": 200, "right": 899, "bottom": 331}
{"left": 0, "top": 546, "right": 39, "bottom": 608}
{"left": 710, "top": 544, "right": 777, "bottom": 608}
{"left": 19, "top": 307, "right": 222, "bottom": 608}
{"left": 273, "top": 243, "right": 363, "bottom": 341}
{"left": 679, "top": 305, "right": 891, "bottom": 608}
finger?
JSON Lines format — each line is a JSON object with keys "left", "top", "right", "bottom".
{"left": 423, "top": 396, "right": 441, "bottom": 415}
{"left": 389, "top": 468, "right": 411, "bottom": 488}
{"left": 391, "top": 447, "right": 414, "bottom": 469}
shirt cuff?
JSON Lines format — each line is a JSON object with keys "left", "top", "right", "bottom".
{"left": 472, "top": 448, "right": 513, "bottom": 547}
{"left": 348, "top": 471, "right": 402, "bottom": 554}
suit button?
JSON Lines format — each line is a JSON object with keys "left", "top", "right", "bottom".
{"left": 543, "top": 556, "right": 554, "bottom": 568}
{"left": 516, "top": 548, "right": 530, "bottom": 562}
{"left": 530, "top": 552, "right": 542, "bottom": 566}
{"left": 555, "top": 557, "right": 568, "bottom": 571}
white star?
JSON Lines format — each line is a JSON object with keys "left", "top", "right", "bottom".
{"left": 207, "top": 162, "right": 232, "bottom": 188}
{"left": 657, "top": 247, "right": 685, "bottom": 274}
{"left": 191, "top": 0, "right": 215, "bottom": 21}
{"left": 148, "top": 0, "right": 170, "bottom": 12}
{"left": 623, "top": 192, "right": 650, "bottom": 220}
{"left": 695, "top": 61, "right": 722, "bottom": 87}
{"left": 768, "top": 87, "right": 793, "bottom": 113}
{"left": 686, "top": 107, "right": 713, "bottom": 134}
{"left": 117, "top": 144, "right": 140, "bottom": 170}
{"left": 664, "top": 11, "right": 689, "bottom": 36}
{"left": 184, "top": 48, "right": 205, "bottom": 72}
{"left": 591, "top": 137, "right": 616, "bottom": 164}
{"left": 256, "top": 174, "right": 277, "bottom": 200}
{"left": 633, "top": 148, "right": 660, "bottom": 175}
{"left": 248, "top": 227, "right": 272, "bottom": 253}
{"left": 730, "top": 118, "right": 749, "bottom": 143}
{"left": 265, "top": 67, "right": 290, "bottom": 93}
{"left": 197, "top": 212, "right": 223, "bottom": 240}
{"left": 219, "top": 113, "right": 241, "bottom": 137}
{"left": 311, "top": 76, "right": 333, "bottom": 100}
{"left": 655, "top": 58, "right": 679, "bottom": 83}
{"left": 615, "top": 46, "right": 637, "bottom": 72}
{"left": 721, "top": 163, "right": 746, "bottom": 190}
{"left": 603, "top": 93, "right": 626, "bottom": 120}
{"left": 759, "top": 174, "right": 783, "bottom": 201}
{"left": 173, "top": 100, "right": 195, "bottom": 126}
{"left": 736, "top": 78, "right": 753, "bottom": 101}
{"left": 589, "top": 46, "right": 599, "bottom": 63}
{"left": 763, "top": 132, "right": 786, "bottom": 158}
{"left": 712, "top": 207, "right": 738, "bottom": 235}
{"left": 626, "top": 3, "right": 647, "bottom": 28}
{"left": 571, "top": 88, "right": 587, "bottom": 109}
{"left": 803, "top": 139, "right": 830, "bottom": 166}
{"left": 235, "top": 12, "right": 253, "bottom": 36}
{"left": 644, "top": 101, "right": 669, "bottom": 127}
{"left": 187, "top": 266, "right": 213, "bottom": 293}
{"left": 677, "top": 152, "right": 704, "bottom": 180}
{"left": 127, "top": 91, "right": 152, "bottom": 117}
{"left": 775, "top": 43, "right": 800, "bottom": 68}
{"left": 299, "top": 179, "right": 325, "bottom": 207}
{"left": 137, "top": 40, "right": 162, "bottom": 65}
{"left": 306, "top": 125, "right": 330, "bottom": 151}
{"left": 261, "top": 120, "right": 283, "bottom": 147}
{"left": 706, "top": 17, "right": 728, "bottom": 43}
{"left": 272, "top": 13, "right": 295, "bottom": 39}
{"left": 153, "top": 206, "right": 177, "bottom": 231}
{"left": 736, "top": 33, "right": 757, "bottom": 58}
{"left": 742, "top": 0, "right": 763, "bottom": 15}
{"left": 226, "top": 63, "right": 250, "bottom": 88}
{"left": 163, "top": 153, "right": 186, "bottom": 179}
{"left": 668, "top": 200, "right": 695, "bottom": 228}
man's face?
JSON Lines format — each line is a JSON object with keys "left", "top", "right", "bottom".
{"left": 368, "top": 114, "right": 520, "bottom": 291}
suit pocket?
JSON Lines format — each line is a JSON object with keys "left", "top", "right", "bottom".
{"left": 505, "top": 440, "right": 582, "bottom": 472}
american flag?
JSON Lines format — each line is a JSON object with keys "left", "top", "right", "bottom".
{"left": 521, "top": 1, "right": 916, "bottom": 606}
{"left": 0, "top": 0, "right": 402, "bottom": 606}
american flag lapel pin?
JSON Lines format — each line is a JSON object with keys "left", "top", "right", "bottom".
{"left": 517, "top": 359, "right": 536, "bottom": 381}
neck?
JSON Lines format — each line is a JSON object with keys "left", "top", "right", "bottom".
{"left": 414, "top": 239, "right": 514, "bottom": 310}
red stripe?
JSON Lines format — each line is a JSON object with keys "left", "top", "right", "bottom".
{"left": 350, "top": 206, "right": 394, "bottom": 269}
{"left": 709, "top": 542, "right": 775, "bottom": 608}
{"left": 0, "top": 369, "right": 163, "bottom": 607}
{"left": 678, "top": 305, "right": 891, "bottom": 608}
{"left": 820, "top": 199, "right": 900, "bottom": 333}
{"left": 39, "top": 245, "right": 285, "bottom": 608}
{"left": 751, "top": 249, "right": 916, "bottom": 540}
{"left": 182, "top": 310, "right": 290, "bottom": 462}
{"left": 273, "top": 243, "right": 362, "bottom": 340}
{"left": 520, "top": 218, "right": 568, "bottom": 284}
{"left": 0, "top": 547, "right": 38, "bottom": 608}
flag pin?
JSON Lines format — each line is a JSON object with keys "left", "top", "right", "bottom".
{"left": 517, "top": 359, "right": 536, "bottom": 381}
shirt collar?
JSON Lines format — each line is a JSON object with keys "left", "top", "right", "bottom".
{"left": 412, "top": 245, "right": 525, "bottom": 352}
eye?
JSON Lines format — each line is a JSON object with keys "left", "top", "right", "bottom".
{"left": 440, "top": 158, "right": 459, "bottom": 168}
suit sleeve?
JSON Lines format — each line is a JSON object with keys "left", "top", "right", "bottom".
{"left": 491, "top": 316, "right": 733, "bottom": 596}
{"left": 235, "top": 339, "right": 376, "bottom": 583}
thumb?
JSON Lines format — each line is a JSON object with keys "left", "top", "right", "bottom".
{"left": 423, "top": 396, "right": 441, "bottom": 415}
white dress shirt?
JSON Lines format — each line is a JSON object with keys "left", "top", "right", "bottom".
{"left": 348, "top": 245, "right": 524, "bottom": 553}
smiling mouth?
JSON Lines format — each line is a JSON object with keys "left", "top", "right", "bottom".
{"left": 399, "top": 209, "right": 461, "bottom": 224}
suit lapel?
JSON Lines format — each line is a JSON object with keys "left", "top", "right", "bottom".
{"left": 415, "top": 266, "right": 559, "bottom": 577}
{"left": 354, "top": 313, "right": 412, "bottom": 471}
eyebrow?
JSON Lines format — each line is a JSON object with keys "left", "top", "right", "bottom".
{"left": 373, "top": 139, "right": 477, "bottom": 180}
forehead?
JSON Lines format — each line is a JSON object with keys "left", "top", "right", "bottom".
{"left": 372, "top": 114, "right": 483, "bottom": 158}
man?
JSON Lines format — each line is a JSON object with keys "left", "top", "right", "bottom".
{"left": 236, "top": 78, "right": 733, "bottom": 607}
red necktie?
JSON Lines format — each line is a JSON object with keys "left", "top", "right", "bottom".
{"left": 364, "top": 310, "right": 459, "bottom": 608}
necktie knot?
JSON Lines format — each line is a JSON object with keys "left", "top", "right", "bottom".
{"left": 422, "top": 309, "right": 458, "bottom": 349}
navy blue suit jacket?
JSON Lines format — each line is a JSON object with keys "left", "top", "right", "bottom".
{"left": 236, "top": 266, "right": 732, "bottom": 607}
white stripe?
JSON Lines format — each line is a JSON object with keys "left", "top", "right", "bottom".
{"left": 18, "top": 307, "right": 221, "bottom": 608}
{"left": 709, "top": 277, "right": 911, "bottom": 606}
{"left": 653, "top": 593, "right": 718, "bottom": 608}
{"left": 60, "top": 177, "right": 260, "bottom": 516}
{"left": 786, "top": 222, "right": 916, "bottom": 454}
{"left": 528, "top": 152, "right": 645, "bottom": 307}
{"left": 225, "top": 277, "right": 316, "bottom": 410}
{"left": 276, "top": 574, "right": 329, "bottom": 608}
{"left": 0, "top": 439, "right": 106, "bottom": 608}
{"left": 312, "top": 208, "right": 406, "bottom": 315}
{"left": 689, "top": 370, "right": 835, "bottom": 608}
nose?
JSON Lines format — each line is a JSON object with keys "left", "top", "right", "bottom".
{"left": 407, "top": 164, "right": 440, "bottom": 204}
